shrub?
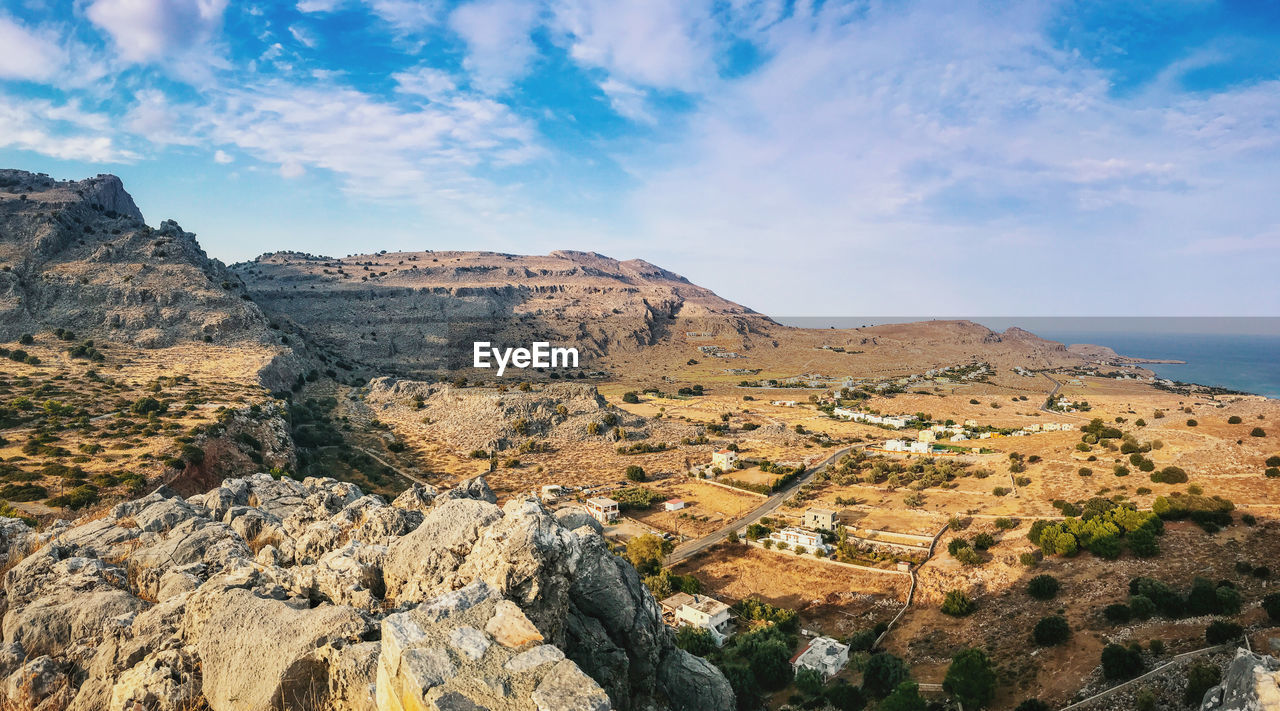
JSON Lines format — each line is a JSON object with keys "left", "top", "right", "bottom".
{"left": 972, "top": 532, "right": 995, "bottom": 550}
{"left": 1019, "top": 551, "right": 1040, "bottom": 567}
{"left": 1228, "top": 415, "right": 1243, "bottom": 424}
{"left": 1033, "top": 615, "right": 1070, "bottom": 646}
{"left": 943, "top": 648, "right": 997, "bottom": 711}
{"left": 1263, "top": 592, "right": 1280, "bottom": 623}
{"left": 953, "top": 547, "right": 982, "bottom": 566}
{"left": 992, "top": 486, "right": 1010, "bottom": 497}
{"left": 1113, "top": 465, "right": 1130, "bottom": 477}
{"left": 1150, "top": 466, "right": 1188, "bottom": 484}
{"left": 941, "top": 589, "right": 975, "bottom": 617}
{"left": 862, "top": 653, "right": 909, "bottom": 698}
{"left": 1101, "top": 643, "right": 1145, "bottom": 680}
{"left": 994, "top": 517, "right": 1016, "bottom": 530}
{"left": 1267, "top": 455, "right": 1280, "bottom": 467}
{"left": 1027, "top": 575, "right": 1060, "bottom": 600}
{"left": 1127, "top": 594, "right": 1158, "bottom": 620}
{"left": 1187, "top": 419, "right": 1198, "bottom": 427}
{"left": 1251, "top": 427, "right": 1267, "bottom": 437}
{"left": 1015, "top": 701, "right": 1051, "bottom": 711}
{"left": 1205, "top": 619, "right": 1244, "bottom": 644}
{"left": 674, "top": 625, "right": 716, "bottom": 657}
{"left": 625, "top": 465, "right": 646, "bottom": 482}
{"left": 1104, "top": 603, "right": 1132, "bottom": 624}
{"left": 1184, "top": 662, "right": 1222, "bottom": 706}
{"left": 1078, "top": 467, "right": 1093, "bottom": 477}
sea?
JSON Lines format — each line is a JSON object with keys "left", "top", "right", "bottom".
{"left": 774, "top": 317, "right": 1280, "bottom": 400}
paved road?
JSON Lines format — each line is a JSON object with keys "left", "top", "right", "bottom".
{"left": 666, "top": 444, "right": 856, "bottom": 565}
{"left": 1039, "top": 372, "right": 1063, "bottom": 413}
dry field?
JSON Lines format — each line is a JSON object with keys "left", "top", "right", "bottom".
{"left": 890, "top": 520, "right": 1280, "bottom": 710}
{"left": 1, "top": 335, "right": 278, "bottom": 516}
{"left": 670, "top": 543, "right": 911, "bottom": 639}
{"left": 628, "top": 479, "right": 763, "bottom": 537}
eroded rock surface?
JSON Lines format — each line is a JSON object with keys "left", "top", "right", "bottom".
{"left": 0, "top": 474, "right": 733, "bottom": 711}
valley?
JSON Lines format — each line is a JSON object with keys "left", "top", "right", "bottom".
{"left": 1, "top": 171, "right": 1277, "bottom": 711}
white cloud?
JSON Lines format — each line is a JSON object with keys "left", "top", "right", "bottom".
{"left": 0, "top": 95, "right": 138, "bottom": 162}
{"left": 288, "top": 24, "right": 319, "bottom": 48}
{"left": 598, "top": 79, "right": 652, "bottom": 123}
{"left": 0, "top": 14, "right": 65, "bottom": 81}
{"left": 214, "top": 149, "right": 233, "bottom": 163}
{"left": 550, "top": 0, "right": 717, "bottom": 90}
{"left": 195, "top": 80, "right": 542, "bottom": 204}
{"left": 393, "top": 66, "right": 458, "bottom": 101}
{"left": 449, "top": 0, "right": 540, "bottom": 93}
{"left": 85, "top": 0, "right": 228, "bottom": 62}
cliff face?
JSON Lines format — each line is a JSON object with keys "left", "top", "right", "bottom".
{"left": 0, "top": 169, "right": 273, "bottom": 348}
{"left": 0, "top": 474, "right": 735, "bottom": 711}
{"left": 230, "top": 249, "right": 773, "bottom": 378}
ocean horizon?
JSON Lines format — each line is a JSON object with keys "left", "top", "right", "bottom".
{"left": 775, "top": 317, "right": 1280, "bottom": 399}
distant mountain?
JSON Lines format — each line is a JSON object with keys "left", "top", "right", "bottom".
{"left": 230, "top": 248, "right": 774, "bottom": 377}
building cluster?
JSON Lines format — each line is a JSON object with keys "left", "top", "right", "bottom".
{"left": 696, "top": 345, "right": 743, "bottom": 359}
{"left": 831, "top": 408, "right": 909, "bottom": 428}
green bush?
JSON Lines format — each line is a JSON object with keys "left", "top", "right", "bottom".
{"left": 1100, "top": 643, "right": 1145, "bottom": 680}
{"left": 1184, "top": 662, "right": 1221, "bottom": 705}
{"left": 941, "top": 589, "right": 975, "bottom": 617}
{"left": 1205, "top": 619, "right": 1244, "bottom": 644}
{"left": 943, "top": 648, "right": 997, "bottom": 710}
{"left": 622, "top": 391, "right": 640, "bottom": 404}
{"left": 1228, "top": 415, "right": 1243, "bottom": 424}
{"left": 1015, "top": 701, "right": 1051, "bottom": 711}
{"left": 1263, "top": 592, "right": 1280, "bottom": 622}
{"left": 1103, "top": 603, "right": 1132, "bottom": 624}
{"left": 862, "top": 653, "right": 909, "bottom": 699}
{"left": 1033, "top": 615, "right": 1070, "bottom": 646}
{"left": 1251, "top": 428, "right": 1266, "bottom": 437}
{"left": 625, "top": 465, "right": 646, "bottom": 482}
{"left": 1027, "top": 574, "right": 1060, "bottom": 600}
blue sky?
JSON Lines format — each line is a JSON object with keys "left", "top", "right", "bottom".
{"left": 1, "top": 0, "right": 1278, "bottom": 317}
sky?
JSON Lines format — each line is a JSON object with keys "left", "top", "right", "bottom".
{"left": 1, "top": 0, "right": 1278, "bottom": 317}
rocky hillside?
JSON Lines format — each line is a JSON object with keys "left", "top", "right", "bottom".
{"left": 0, "top": 474, "right": 733, "bottom": 711}
{"left": 0, "top": 170, "right": 276, "bottom": 349}
{"left": 230, "top": 249, "right": 772, "bottom": 378}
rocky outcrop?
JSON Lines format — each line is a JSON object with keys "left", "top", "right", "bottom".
{"left": 1201, "top": 649, "right": 1280, "bottom": 711}
{"left": 0, "top": 474, "right": 734, "bottom": 711}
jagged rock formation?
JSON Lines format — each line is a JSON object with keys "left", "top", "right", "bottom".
{"left": 0, "top": 475, "right": 734, "bottom": 711}
{"left": 229, "top": 249, "right": 771, "bottom": 377}
{"left": 0, "top": 169, "right": 276, "bottom": 348}
{"left": 1201, "top": 649, "right": 1280, "bottom": 711}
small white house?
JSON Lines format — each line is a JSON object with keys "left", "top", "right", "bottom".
{"left": 711, "top": 449, "right": 738, "bottom": 470}
{"left": 586, "top": 497, "right": 619, "bottom": 525}
{"left": 664, "top": 499, "right": 687, "bottom": 511}
{"left": 661, "top": 593, "right": 733, "bottom": 645}
{"left": 917, "top": 430, "right": 936, "bottom": 443}
{"left": 792, "top": 636, "right": 850, "bottom": 679}
{"left": 950, "top": 433, "right": 968, "bottom": 442}
{"left": 771, "top": 400, "right": 797, "bottom": 407}
{"left": 769, "top": 527, "right": 829, "bottom": 553}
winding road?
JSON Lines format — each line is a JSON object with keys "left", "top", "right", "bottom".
{"left": 666, "top": 444, "right": 857, "bottom": 565}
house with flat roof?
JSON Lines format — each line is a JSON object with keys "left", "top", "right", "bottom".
{"left": 711, "top": 449, "right": 738, "bottom": 470}
{"left": 660, "top": 593, "right": 733, "bottom": 645}
{"left": 664, "top": 499, "right": 686, "bottom": 511}
{"left": 804, "top": 508, "right": 837, "bottom": 531}
{"left": 769, "top": 527, "right": 829, "bottom": 553}
{"left": 792, "top": 636, "right": 850, "bottom": 679}
{"left": 586, "top": 497, "right": 619, "bottom": 524}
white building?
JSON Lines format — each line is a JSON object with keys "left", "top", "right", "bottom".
{"left": 771, "top": 400, "right": 797, "bottom": 407}
{"left": 963, "top": 419, "right": 979, "bottom": 428}
{"left": 918, "top": 430, "right": 936, "bottom": 443}
{"left": 769, "top": 527, "right": 830, "bottom": 553}
{"left": 1042, "top": 422, "right": 1062, "bottom": 431}
{"left": 661, "top": 593, "right": 733, "bottom": 645}
{"left": 804, "top": 508, "right": 837, "bottom": 531}
{"left": 881, "top": 416, "right": 908, "bottom": 428}
{"left": 792, "top": 636, "right": 850, "bottom": 679}
{"left": 711, "top": 449, "right": 738, "bottom": 470}
{"left": 664, "top": 499, "right": 687, "bottom": 511}
{"left": 883, "top": 439, "right": 931, "bottom": 454}
{"left": 586, "top": 497, "right": 619, "bottom": 525}
{"left": 950, "top": 433, "right": 968, "bottom": 442}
